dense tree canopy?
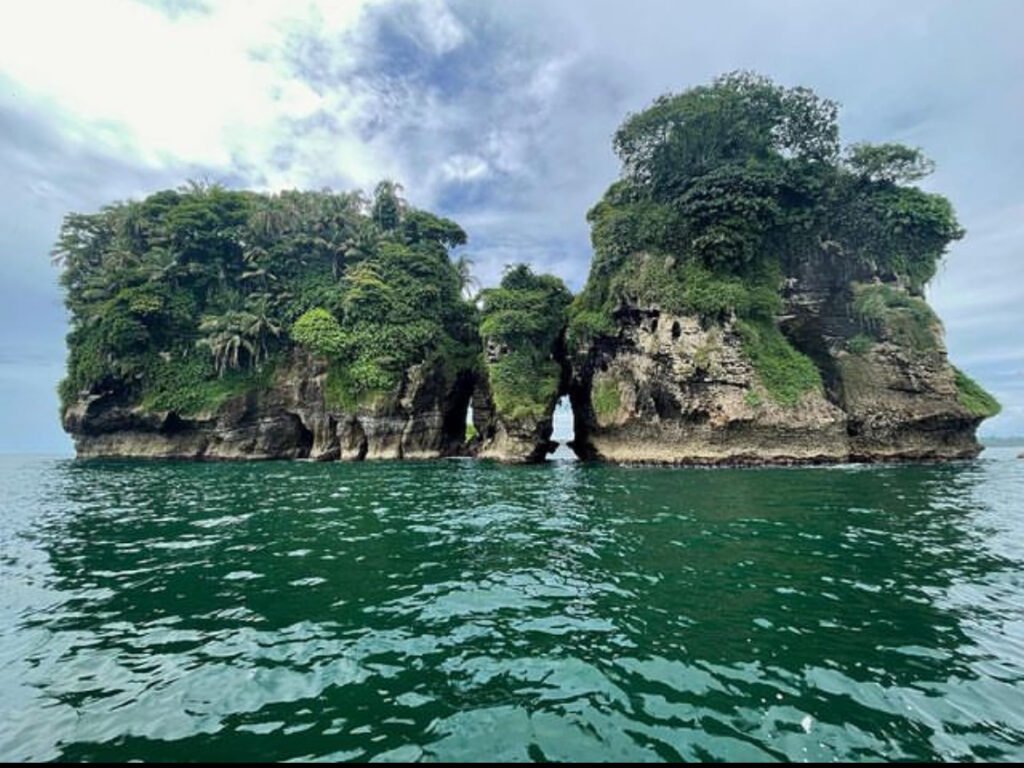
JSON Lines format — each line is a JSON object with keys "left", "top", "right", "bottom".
{"left": 574, "top": 70, "right": 965, "bottom": 332}
{"left": 570, "top": 71, "right": 967, "bottom": 407}
{"left": 55, "top": 181, "right": 477, "bottom": 412}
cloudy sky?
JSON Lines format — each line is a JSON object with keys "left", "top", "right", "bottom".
{"left": 1, "top": 0, "right": 1021, "bottom": 453}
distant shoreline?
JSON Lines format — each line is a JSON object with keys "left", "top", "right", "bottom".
{"left": 981, "top": 437, "right": 1024, "bottom": 447}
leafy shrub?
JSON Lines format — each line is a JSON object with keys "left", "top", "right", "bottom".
{"left": 565, "top": 308, "right": 616, "bottom": 348}
{"left": 488, "top": 352, "right": 561, "bottom": 422}
{"left": 292, "top": 308, "right": 346, "bottom": 357}
{"left": 140, "top": 354, "right": 276, "bottom": 415}
{"left": 846, "top": 333, "right": 874, "bottom": 355}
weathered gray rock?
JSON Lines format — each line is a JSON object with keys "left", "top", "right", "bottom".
{"left": 64, "top": 351, "right": 473, "bottom": 461}
{"left": 567, "top": 254, "right": 985, "bottom": 464}
{"left": 782, "top": 257, "right": 983, "bottom": 461}
{"left": 568, "top": 308, "right": 848, "bottom": 465}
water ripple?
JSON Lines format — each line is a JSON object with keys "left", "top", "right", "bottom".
{"left": 0, "top": 451, "right": 1023, "bottom": 761}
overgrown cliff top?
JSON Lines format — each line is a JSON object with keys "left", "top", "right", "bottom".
{"left": 571, "top": 71, "right": 965, "bottom": 339}
{"left": 54, "top": 181, "right": 478, "bottom": 412}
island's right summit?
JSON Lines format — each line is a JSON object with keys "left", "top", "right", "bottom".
{"left": 562, "top": 71, "right": 999, "bottom": 464}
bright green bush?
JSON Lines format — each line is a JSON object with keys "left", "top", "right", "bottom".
{"left": 292, "top": 308, "right": 346, "bottom": 357}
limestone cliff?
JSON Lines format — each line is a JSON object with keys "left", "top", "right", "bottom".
{"left": 566, "top": 253, "right": 993, "bottom": 465}
{"left": 469, "top": 339, "right": 560, "bottom": 463}
{"left": 562, "top": 71, "right": 998, "bottom": 465}
{"left": 781, "top": 257, "right": 986, "bottom": 461}
{"left": 64, "top": 351, "right": 473, "bottom": 461}
{"left": 567, "top": 307, "right": 848, "bottom": 465}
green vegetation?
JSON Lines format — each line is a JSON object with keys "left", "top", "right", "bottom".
{"left": 954, "top": 367, "right": 1001, "bottom": 418}
{"left": 291, "top": 308, "right": 346, "bottom": 357}
{"left": 565, "top": 305, "right": 616, "bottom": 350}
{"left": 606, "top": 256, "right": 782, "bottom": 319}
{"left": 479, "top": 265, "right": 571, "bottom": 421}
{"left": 592, "top": 377, "right": 622, "bottom": 422}
{"left": 736, "top": 319, "right": 823, "bottom": 407}
{"left": 846, "top": 333, "right": 875, "bottom": 355}
{"left": 54, "top": 181, "right": 479, "bottom": 412}
{"left": 570, "top": 71, "right": 965, "bottom": 406}
{"left": 487, "top": 355, "right": 563, "bottom": 421}
{"left": 140, "top": 356, "right": 277, "bottom": 416}
{"left": 852, "top": 283, "right": 940, "bottom": 352}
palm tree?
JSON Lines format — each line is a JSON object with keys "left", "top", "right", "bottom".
{"left": 240, "top": 245, "right": 278, "bottom": 291}
{"left": 371, "top": 180, "right": 406, "bottom": 232}
{"left": 198, "top": 314, "right": 255, "bottom": 377}
{"left": 198, "top": 297, "right": 284, "bottom": 376}
{"left": 141, "top": 248, "right": 181, "bottom": 286}
{"left": 343, "top": 222, "right": 379, "bottom": 265}
{"left": 242, "top": 296, "right": 283, "bottom": 364}
{"left": 454, "top": 255, "right": 481, "bottom": 300}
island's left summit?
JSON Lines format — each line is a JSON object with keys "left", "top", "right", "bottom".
{"left": 57, "top": 182, "right": 484, "bottom": 460}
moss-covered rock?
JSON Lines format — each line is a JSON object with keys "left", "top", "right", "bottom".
{"left": 472, "top": 265, "right": 571, "bottom": 463}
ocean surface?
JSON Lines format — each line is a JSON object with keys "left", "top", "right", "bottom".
{"left": 2, "top": 443, "right": 1023, "bottom": 761}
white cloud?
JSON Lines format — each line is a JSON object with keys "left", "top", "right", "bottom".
{"left": 0, "top": 0, "right": 372, "bottom": 172}
{"left": 413, "top": 0, "right": 466, "bottom": 55}
{"left": 441, "top": 154, "right": 489, "bottom": 182}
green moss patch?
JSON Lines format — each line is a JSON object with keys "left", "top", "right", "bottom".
{"left": 954, "top": 367, "right": 1000, "bottom": 418}
{"left": 736, "top": 319, "right": 822, "bottom": 407}
{"left": 592, "top": 377, "right": 623, "bottom": 422}
{"left": 852, "top": 283, "right": 940, "bottom": 352}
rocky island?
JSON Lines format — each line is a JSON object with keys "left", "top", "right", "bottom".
{"left": 57, "top": 73, "right": 999, "bottom": 463}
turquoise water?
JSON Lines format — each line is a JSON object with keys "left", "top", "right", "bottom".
{"left": 1, "top": 449, "right": 1023, "bottom": 761}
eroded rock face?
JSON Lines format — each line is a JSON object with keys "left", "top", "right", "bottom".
{"left": 568, "top": 309, "right": 848, "bottom": 465}
{"left": 470, "top": 382, "right": 558, "bottom": 463}
{"left": 568, "top": 258, "right": 985, "bottom": 465}
{"left": 783, "top": 257, "right": 984, "bottom": 461}
{"left": 64, "top": 351, "right": 473, "bottom": 461}
{"left": 836, "top": 341, "right": 981, "bottom": 460}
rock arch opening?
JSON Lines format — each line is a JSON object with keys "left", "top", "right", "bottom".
{"left": 549, "top": 396, "right": 577, "bottom": 461}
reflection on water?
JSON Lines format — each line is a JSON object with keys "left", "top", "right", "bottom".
{"left": 1, "top": 451, "right": 1023, "bottom": 761}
